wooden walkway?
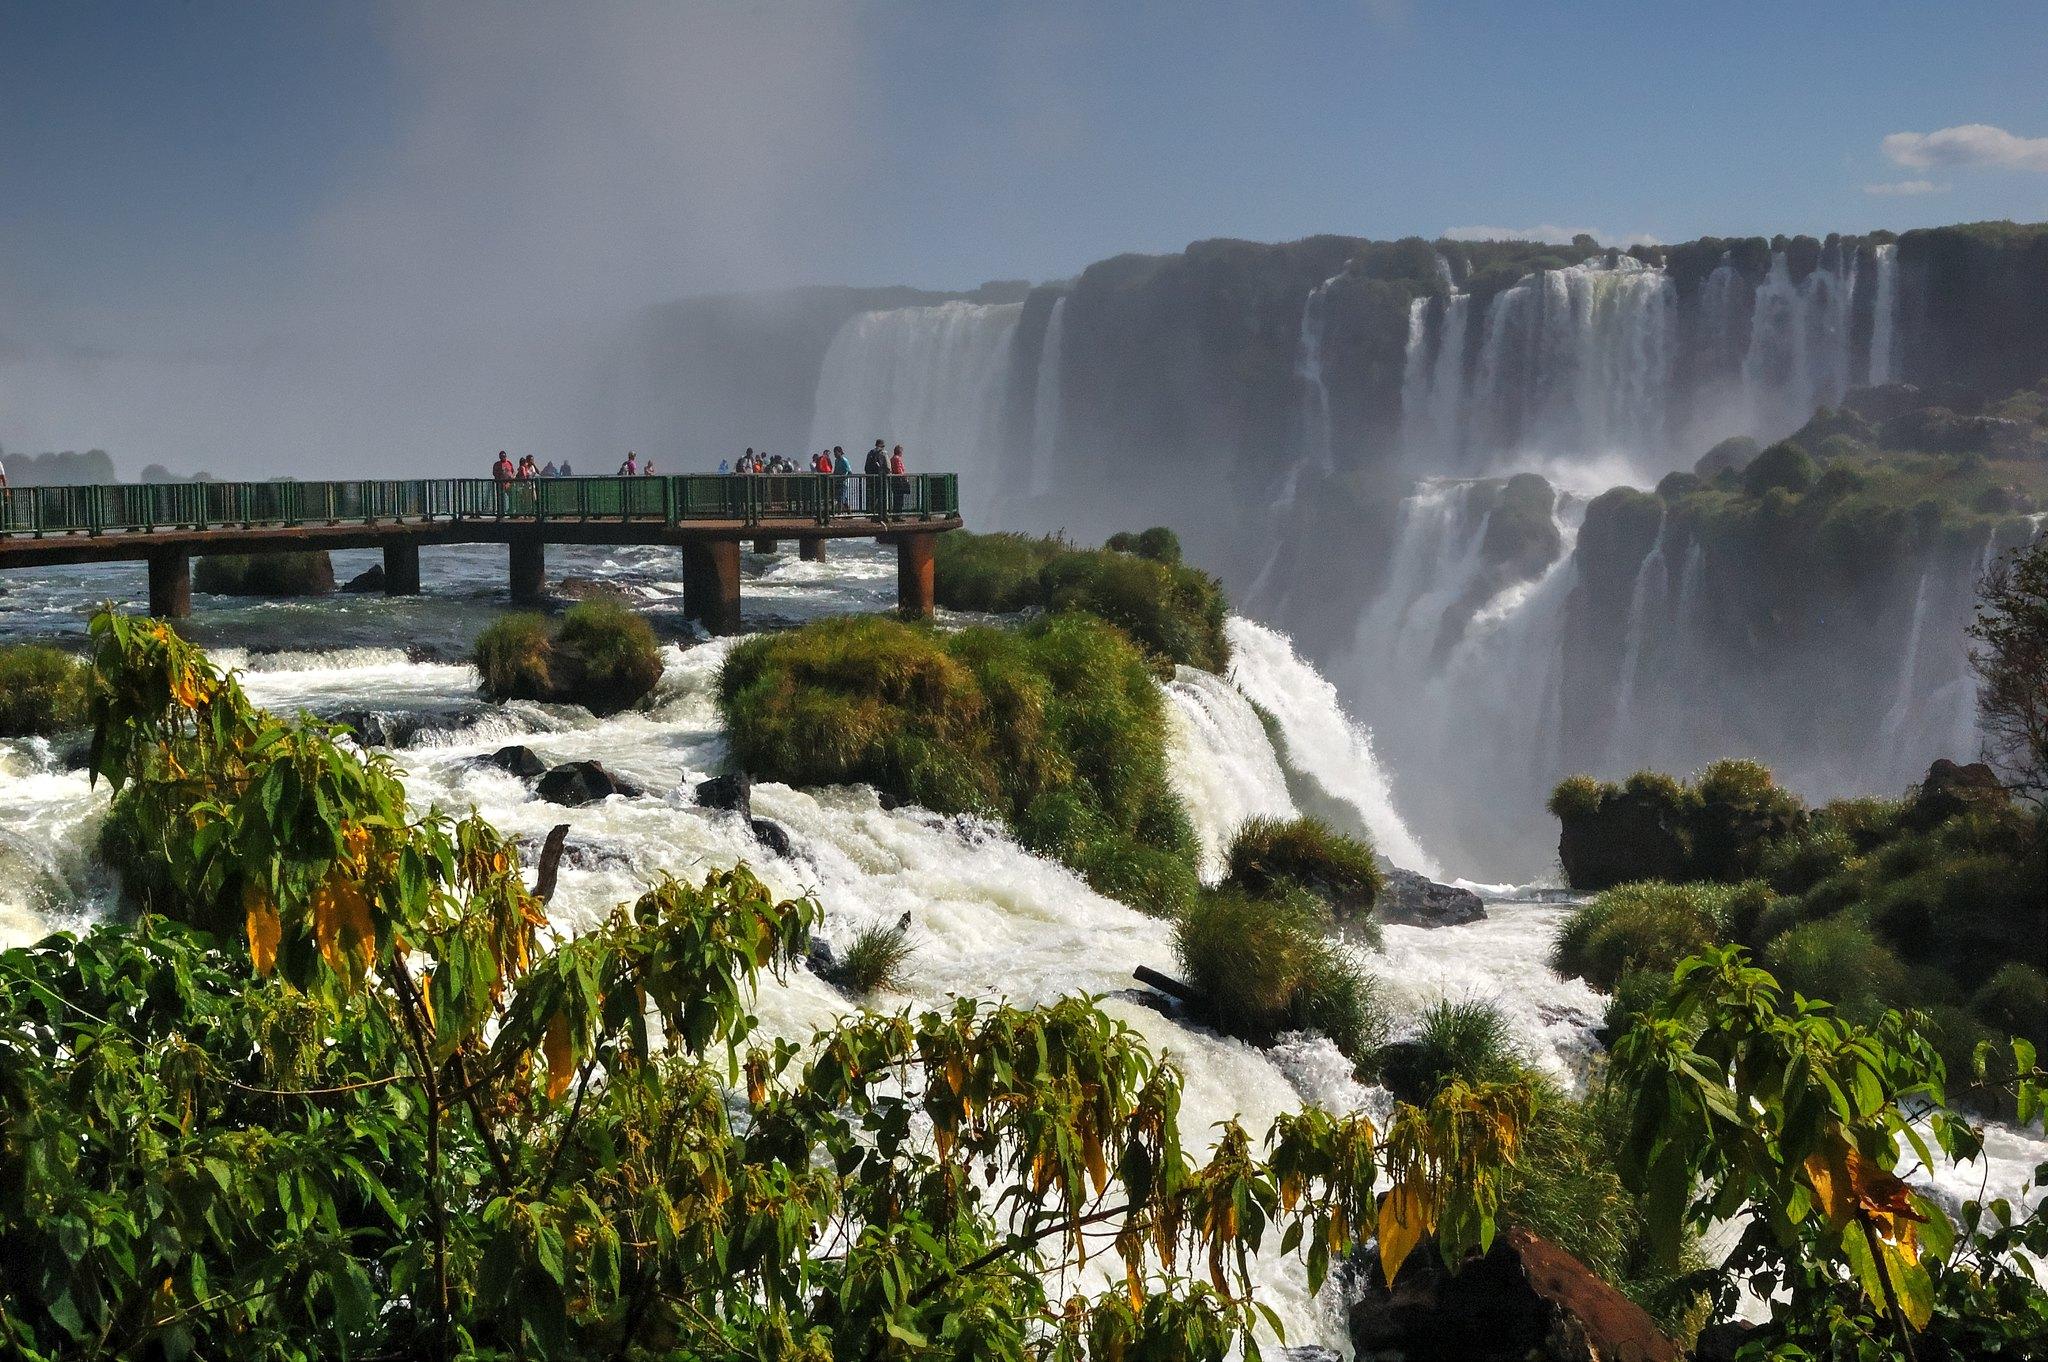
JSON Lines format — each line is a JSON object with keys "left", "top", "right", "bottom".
{"left": 0, "top": 475, "right": 963, "bottom": 633}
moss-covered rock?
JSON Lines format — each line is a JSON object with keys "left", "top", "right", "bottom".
{"left": 192, "top": 552, "right": 336, "bottom": 596}
{"left": 0, "top": 645, "right": 89, "bottom": 737}
{"left": 473, "top": 603, "right": 663, "bottom": 716}
{"left": 1550, "top": 761, "right": 1807, "bottom": 891}
{"left": 1740, "top": 441, "right": 1818, "bottom": 497}
{"left": 1693, "top": 436, "right": 1759, "bottom": 478}
{"left": 719, "top": 613, "right": 1199, "bottom": 915}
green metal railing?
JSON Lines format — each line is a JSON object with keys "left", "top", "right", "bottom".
{"left": 0, "top": 474, "right": 960, "bottom": 539}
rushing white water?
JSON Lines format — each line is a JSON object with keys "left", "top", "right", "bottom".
{"left": 1296, "top": 273, "right": 1344, "bottom": 473}
{"left": 1739, "top": 248, "right": 1859, "bottom": 441}
{"left": 1162, "top": 664, "right": 1298, "bottom": 880}
{"left": 807, "top": 300, "right": 1023, "bottom": 520}
{"left": 1868, "top": 242, "right": 1900, "bottom": 385}
{"left": 1608, "top": 513, "right": 1670, "bottom": 762}
{"left": 1224, "top": 616, "right": 1439, "bottom": 878}
{"left": 1027, "top": 295, "right": 1067, "bottom": 500}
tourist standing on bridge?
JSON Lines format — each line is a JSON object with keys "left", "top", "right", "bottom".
{"left": 642, "top": 458, "right": 657, "bottom": 475}
{"left": 619, "top": 452, "right": 638, "bottom": 476}
{"left": 493, "top": 452, "right": 515, "bottom": 490}
{"left": 891, "top": 444, "right": 909, "bottom": 512}
{"left": 864, "top": 441, "right": 888, "bottom": 516}
{"left": 559, "top": 460, "right": 573, "bottom": 476}
{"left": 832, "top": 446, "right": 852, "bottom": 510}
{"left": 540, "top": 460, "right": 558, "bottom": 477}
{"left": 517, "top": 455, "right": 539, "bottom": 480}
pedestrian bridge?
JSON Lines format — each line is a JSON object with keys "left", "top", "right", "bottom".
{"left": 0, "top": 474, "right": 963, "bottom": 633}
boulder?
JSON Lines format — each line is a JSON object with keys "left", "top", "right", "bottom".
{"left": 536, "top": 760, "right": 644, "bottom": 807}
{"left": 1905, "top": 757, "right": 2006, "bottom": 830}
{"left": 1348, "top": 1227, "right": 1680, "bottom": 1362}
{"left": 696, "top": 772, "right": 753, "bottom": 819}
{"left": 1556, "top": 790, "right": 1692, "bottom": 891}
{"left": 341, "top": 563, "right": 386, "bottom": 593}
{"left": 487, "top": 745, "right": 549, "bottom": 778}
{"left": 806, "top": 937, "right": 838, "bottom": 978}
{"left": 750, "top": 817, "right": 793, "bottom": 857}
{"left": 556, "top": 575, "right": 634, "bottom": 604}
{"left": 1375, "top": 867, "right": 1486, "bottom": 928}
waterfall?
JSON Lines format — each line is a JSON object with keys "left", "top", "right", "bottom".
{"left": 1880, "top": 568, "right": 1934, "bottom": 745}
{"left": 1609, "top": 516, "right": 1671, "bottom": 761}
{"left": 1224, "top": 617, "right": 1439, "bottom": 877}
{"left": 1026, "top": 296, "right": 1066, "bottom": 500}
{"left": 1295, "top": 274, "right": 1343, "bottom": 472}
{"left": 807, "top": 301, "right": 1023, "bottom": 518}
{"left": 1868, "top": 242, "right": 1900, "bottom": 385}
{"left": 1400, "top": 285, "right": 1472, "bottom": 468}
{"left": 1463, "top": 256, "right": 1678, "bottom": 478}
{"left": 1739, "top": 248, "right": 1859, "bottom": 439}
{"left": 1161, "top": 664, "right": 1299, "bottom": 880}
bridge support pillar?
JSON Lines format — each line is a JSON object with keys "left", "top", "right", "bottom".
{"left": 382, "top": 542, "right": 421, "bottom": 596}
{"left": 684, "top": 540, "right": 743, "bottom": 635}
{"left": 753, "top": 538, "right": 779, "bottom": 556}
{"left": 509, "top": 536, "right": 545, "bottom": 605}
{"left": 799, "top": 537, "right": 827, "bottom": 563}
{"left": 147, "top": 550, "right": 191, "bottom": 619}
{"left": 896, "top": 533, "right": 934, "bottom": 621}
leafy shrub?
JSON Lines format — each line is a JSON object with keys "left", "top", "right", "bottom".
{"left": 1741, "top": 441, "right": 1819, "bottom": 496}
{"left": 1971, "top": 963, "right": 2048, "bottom": 1047}
{"left": 1552, "top": 762, "right": 1808, "bottom": 890}
{"left": 1690, "top": 758, "right": 1807, "bottom": 881}
{"left": 1039, "top": 549, "right": 1229, "bottom": 673}
{"left": 193, "top": 551, "right": 336, "bottom": 595}
{"left": 1174, "top": 886, "right": 1388, "bottom": 1069}
{"left": 720, "top": 613, "right": 1199, "bottom": 915}
{"left": 1222, "top": 816, "right": 1381, "bottom": 919}
{"left": 1694, "top": 435, "right": 1759, "bottom": 478}
{"left": 1106, "top": 526, "right": 1183, "bottom": 564}
{"left": 1552, "top": 881, "right": 1732, "bottom": 990}
{"left": 474, "top": 603, "right": 663, "bottom": 716}
{"left": 1547, "top": 773, "right": 1603, "bottom": 820}
{"left": 1382, "top": 1000, "right": 1523, "bottom": 1102}
{"left": 833, "top": 919, "right": 915, "bottom": 995}
{"left": 1763, "top": 917, "right": 1908, "bottom": 1022}
{"left": 932, "top": 530, "right": 1068, "bottom": 613}
{"left": 0, "top": 644, "right": 89, "bottom": 736}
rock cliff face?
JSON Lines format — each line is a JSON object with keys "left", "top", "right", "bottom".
{"left": 604, "top": 220, "right": 2048, "bottom": 875}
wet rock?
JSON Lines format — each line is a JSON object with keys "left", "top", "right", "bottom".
{"left": 1691, "top": 1321, "right": 1755, "bottom": 1362}
{"left": 487, "top": 745, "right": 549, "bottom": 778}
{"left": 696, "top": 772, "right": 752, "bottom": 819}
{"left": 341, "top": 563, "right": 386, "bottom": 593}
{"left": 327, "top": 710, "right": 416, "bottom": 748}
{"left": 750, "top": 817, "right": 793, "bottom": 857}
{"left": 1375, "top": 867, "right": 1486, "bottom": 928}
{"left": 806, "top": 938, "right": 838, "bottom": 977}
{"left": 1348, "top": 1227, "right": 1680, "bottom": 1362}
{"left": 1905, "top": 757, "right": 2007, "bottom": 830}
{"left": 556, "top": 575, "right": 635, "bottom": 604}
{"left": 536, "top": 760, "right": 644, "bottom": 807}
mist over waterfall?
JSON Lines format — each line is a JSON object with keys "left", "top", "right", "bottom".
{"left": 807, "top": 300, "right": 1022, "bottom": 519}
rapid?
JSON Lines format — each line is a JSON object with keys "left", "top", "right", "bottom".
{"left": 1, "top": 540, "right": 2040, "bottom": 1354}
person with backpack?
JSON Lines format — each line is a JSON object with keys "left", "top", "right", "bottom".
{"left": 619, "top": 452, "right": 638, "bottom": 476}
{"left": 540, "top": 460, "right": 559, "bottom": 478}
{"left": 890, "top": 444, "right": 910, "bottom": 512}
{"left": 864, "top": 440, "right": 889, "bottom": 517}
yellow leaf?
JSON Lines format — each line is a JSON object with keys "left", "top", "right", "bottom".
{"left": 1803, "top": 1133, "right": 1854, "bottom": 1232}
{"left": 244, "top": 886, "right": 281, "bottom": 976}
{"left": 311, "top": 879, "right": 377, "bottom": 983}
{"left": 543, "top": 1013, "right": 574, "bottom": 1103}
{"left": 1083, "top": 1128, "right": 1109, "bottom": 1197}
{"left": 1377, "top": 1179, "right": 1430, "bottom": 1286}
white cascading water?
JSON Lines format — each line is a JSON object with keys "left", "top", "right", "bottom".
{"left": 1295, "top": 273, "right": 1344, "bottom": 473}
{"left": 1398, "top": 263, "right": 1472, "bottom": 469}
{"left": 2, "top": 548, "right": 2042, "bottom": 1352}
{"left": 807, "top": 300, "right": 1023, "bottom": 520}
{"left": 1738, "top": 248, "right": 1859, "bottom": 441}
{"left": 1868, "top": 242, "right": 1900, "bottom": 386}
{"left": 1027, "top": 295, "right": 1067, "bottom": 501}
{"left": 1607, "top": 512, "right": 1671, "bottom": 763}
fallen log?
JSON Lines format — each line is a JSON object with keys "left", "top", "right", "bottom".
{"left": 532, "top": 823, "right": 570, "bottom": 903}
{"left": 1132, "top": 965, "right": 1199, "bottom": 1006}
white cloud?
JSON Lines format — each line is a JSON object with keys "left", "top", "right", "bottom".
{"left": 1443, "top": 224, "right": 1661, "bottom": 249}
{"left": 1882, "top": 123, "right": 2048, "bottom": 173}
{"left": 1864, "top": 179, "right": 1948, "bottom": 196}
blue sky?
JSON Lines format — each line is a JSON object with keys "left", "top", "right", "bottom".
{"left": 2, "top": 1, "right": 2045, "bottom": 470}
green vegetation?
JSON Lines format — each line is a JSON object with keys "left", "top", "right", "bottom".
{"left": 930, "top": 528, "right": 1230, "bottom": 671}
{"left": 1552, "top": 880, "right": 1746, "bottom": 991}
{"left": 0, "top": 611, "right": 1556, "bottom": 1358}
{"left": 0, "top": 644, "right": 88, "bottom": 737}
{"left": 1221, "top": 815, "right": 1381, "bottom": 919}
{"left": 719, "top": 613, "right": 1199, "bottom": 915}
{"left": 474, "top": 601, "right": 664, "bottom": 716}
{"left": 1740, "top": 439, "right": 1819, "bottom": 496}
{"left": 833, "top": 918, "right": 915, "bottom": 995}
{"left": 193, "top": 550, "right": 336, "bottom": 596}
{"left": 1550, "top": 759, "right": 1804, "bottom": 890}
{"left": 1380, "top": 999, "right": 1524, "bottom": 1102}
{"left": 1969, "top": 534, "right": 2048, "bottom": 798}
{"left": 1173, "top": 884, "right": 1388, "bottom": 1068}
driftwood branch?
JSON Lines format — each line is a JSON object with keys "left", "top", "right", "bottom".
{"left": 533, "top": 823, "right": 570, "bottom": 903}
{"left": 1132, "top": 965, "right": 1198, "bottom": 1005}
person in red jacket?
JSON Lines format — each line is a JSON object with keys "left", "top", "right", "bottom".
{"left": 890, "top": 444, "right": 909, "bottom": 512}
{"left": 492, "top": 451, "right": 515, "bottom": 490}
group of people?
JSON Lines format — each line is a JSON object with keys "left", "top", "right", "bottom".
{"left": 486, "top": 439, "right": 914, "bottom": 512}
{"left": 491, "top": 451, "right": 576, "bottom": 486}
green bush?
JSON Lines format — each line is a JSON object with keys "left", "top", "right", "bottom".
{"left": 0, "top": 645, "right": 89, "bottom": 737}
{"left": 1552, "top": 881, "right": 1732, "bottom": 991}
{"left": 1689, "top": 758, "right": 1807, "bottom": 881}
{"left": 834, "top": 919, "right": 915, "bottom": 995}
{"left": 719, "top": 613, "right": 1198, "bottom": 915}
{"left": 1381, "top": 1000, "right": 1523, "bottom": 1103}
{"left": 473, "top": 604, "right": 663, "bottom": 716}
{"left": 193, "top": 551, "right": 336, "bottom": 596}
{"left": 1971, "top": 963, "right": 2048, "bottom": 1047}
{"left": 1221, "top": 816, "right": 1381, "bottom": 919}
{"left": 1741, "top": 441, "right": 1819, "bottom": 497}
{"left": 932, "top": 530, "right": 1068, "bottom": 613}
{"left": 1174, "top": 886, "right": 1388, "bottom": 1069}
{"left": 1546, "top": 773, "right": 1603, "bottom": 820}
{"left": 1694, "top": 435, "right": 1759, "bottom": 478}
{"left": 1551, "top": 762, "right": 1809, "bottom": 890}
{"left": 1105, "top": 526, "right": 1183, "bottom": 564}
{"left": 1762, "top": 917, "right": 1908, "bottom": 1022}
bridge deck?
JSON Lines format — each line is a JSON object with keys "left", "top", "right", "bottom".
{"left": 0, "top": 474, "right": 962, "bottom": 632}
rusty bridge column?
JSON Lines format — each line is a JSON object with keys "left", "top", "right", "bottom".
{"left": 147, "top": 550, "right": 191, "bottom": 619}
{"left": 896, "top": 532, "right": 935, "bottom": 621}
{"left": 799, "top": 537, "right": 827, "bottom": 563}
{"left": 683, "top": 539, "right": 743, "bottom": 635}
{"left": 509, "top": 535, "right": 546, "bottom": 604}
{"left": 383, "top": 541, "right": 422, "bottom": 596}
